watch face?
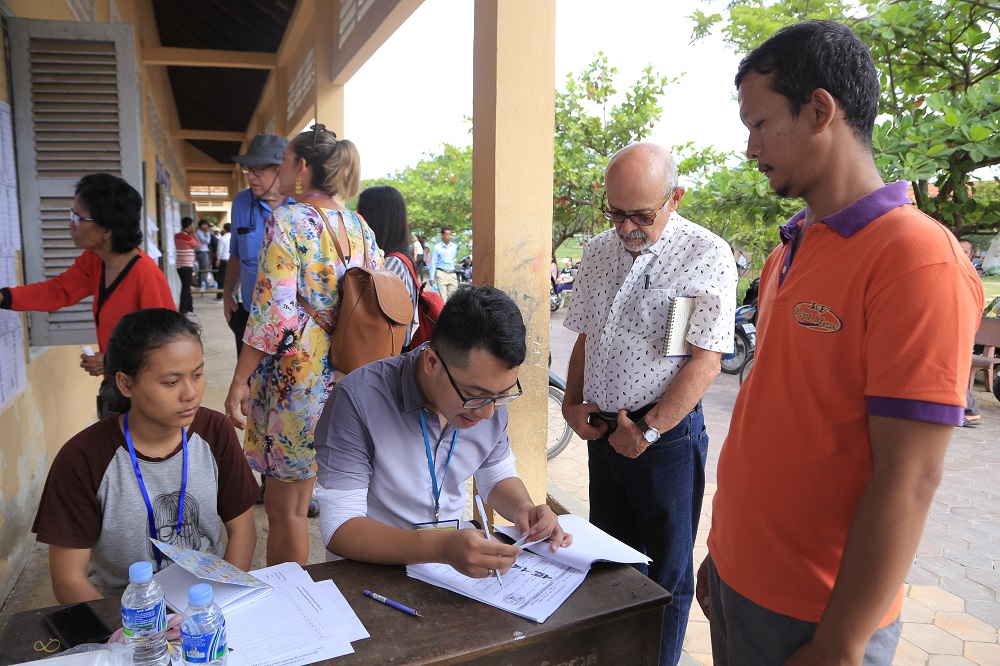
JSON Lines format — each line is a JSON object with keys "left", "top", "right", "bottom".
{"left": 643, "top": 428, "right": 659, "bottom": 443}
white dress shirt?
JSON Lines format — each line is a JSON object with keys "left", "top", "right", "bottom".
{"left": 565, "top": 213, "right": 737, "bottom": 412}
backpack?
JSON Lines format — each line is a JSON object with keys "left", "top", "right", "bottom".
{"left": 297, "top": 207, "right": 412, "bottom": 374}
{"left": 389, "top": 251, "right": 444, "bottom": 350}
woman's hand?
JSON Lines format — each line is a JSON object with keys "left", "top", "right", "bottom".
{"left": 79, "top": 351, "right": 105, "bottom": 377}
{"left": 225, "top": 381, "right": 250, "bottom": 430}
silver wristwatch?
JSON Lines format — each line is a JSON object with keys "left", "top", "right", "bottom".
{"left": 636, "top": 418, "right": 659, "bottom": 444}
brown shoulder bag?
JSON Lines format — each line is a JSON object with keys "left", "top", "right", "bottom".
{"left": 297, "top": 206, "right": 412, "bottom": 374}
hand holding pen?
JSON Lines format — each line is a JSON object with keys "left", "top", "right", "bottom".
{"left": 475, "top": 494, "right": 504, "bottom": 587}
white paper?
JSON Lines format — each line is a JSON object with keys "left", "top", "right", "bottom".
{"left": 495, "top": 514, "right": 651, "bottom": 572}
{"left": 315, "top": 579, "right": 369, "bottom": 643}
{"left": 407, "top": 550, "right": 586, "bottom": 623}
{"left": 224, "top": 562, "right": 355, "bottom": 666}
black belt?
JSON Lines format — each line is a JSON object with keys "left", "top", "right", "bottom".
{"left": 590, "top": 401, "right": 702, "bottom": 437}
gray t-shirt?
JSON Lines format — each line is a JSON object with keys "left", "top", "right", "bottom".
{"left": 33, "top": 408, "right": 259, "bottom": 594}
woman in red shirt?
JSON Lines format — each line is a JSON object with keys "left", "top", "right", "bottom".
{"left": 0, "top": 173, "right": 175, "bottom": 416}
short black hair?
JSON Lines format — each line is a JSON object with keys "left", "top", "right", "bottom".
{"left": 440, "top": 226, "right": 452, "bottom": 234}
{"left": 431, "top": 286, "right": 526, "bottom": 370}
{"left": 103, "top": 308, "right": 201, "bottom": 413}
{"left": 198, "top": 219, "right": 210, "bottom": 228}
{"left": 223, "top": 223, "right": 231, "bottom": 233}
{"left": 181, "top": 217, "right": 194, "bottom": 230}
{"left": 75, "top": 173, "right": 143, "bottom": 253}
{"left": 358, "top": 186, "right": 411, "bottom": 258}
{"left": 735, "top": 20, "right": 879, "bottom": 145}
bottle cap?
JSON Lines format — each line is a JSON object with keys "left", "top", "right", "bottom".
{"left": 188, "top": 583, "right": 214, "bottom": 607}
{"left": 128, "top": 561, "right": 153, "bottom": 583}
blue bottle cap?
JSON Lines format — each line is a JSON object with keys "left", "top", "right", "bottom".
{"left": 128, "top": 561, "right": 153, "bottom": 583}
{"left": 188, "top": 583, "right": 214, "bottom": 607}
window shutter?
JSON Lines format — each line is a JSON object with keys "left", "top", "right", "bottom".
{"left": 8, "top": 18, "right": 141, "bottom": 347}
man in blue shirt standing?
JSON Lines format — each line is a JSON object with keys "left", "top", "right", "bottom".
{"left": 223, "top": 134, "right": 292, "bottom": 355}
{"left": 429, "top": 226, "right": 459, "bottom": 301}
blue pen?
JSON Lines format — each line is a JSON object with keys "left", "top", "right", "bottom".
{"left": 363, "top": 590, "right": 422, "bottom": 618}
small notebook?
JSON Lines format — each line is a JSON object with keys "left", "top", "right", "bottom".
{"left": 661, "top": 295, "right": 695, "bottom": 357}
{"left": 151, "top": 541, "right": 271, "bottom": 614}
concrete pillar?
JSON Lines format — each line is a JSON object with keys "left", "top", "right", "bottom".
{"left": 472, "top": 0, "right": 556, "bottom": 504}
{"left": 314, "top": 0, "right": 345, "bottom": 137}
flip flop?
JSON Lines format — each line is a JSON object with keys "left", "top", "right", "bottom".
{"left": 962, "top": 416, "right": 982, "bottom": 427}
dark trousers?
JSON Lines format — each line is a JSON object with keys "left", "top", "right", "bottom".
{"left": 176, "top": 266, "right": 194, "bottom": 313}
{"left": 228, "top": 304, "right": 250, "bottom": 356}
{"left": 215, "top": 260, "right": 228, "bottom": 299}
{"left": 588, "top": 402, "right": 708, "bottom": 666}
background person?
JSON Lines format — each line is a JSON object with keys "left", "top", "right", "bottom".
{"left": 562, "top": 142, "right": 736, "bottom": 666}
{"left": 700, "top": 21, "right": 982, "bottom": 664}
{"left": 224, "top": 125, "right": 383, "bottom": 567}
{"left": 194, "top": 219, "right": 214, "bottom": 289}
{"left": 215, "top": 223, "right": 231, "bottom": 302}
{"left": 32, "top": 308, "right": 258, "bottom": 604}
{"left": 174, "top": 217, "right": 199, "bottom": 316}
{"left": 357, "top": 185, "right": 419, "bottom": 348}
{"left": 315, "top": 285, "right": 570, "bottom": 573}
{"left": 0, "top": 173, "right": 175, "bottom": 417}
{"left": 429, "top": 225, "right": 459, "bottom": 300}
{"left": 224, "top": 134, "right": 293, "bottom": 355}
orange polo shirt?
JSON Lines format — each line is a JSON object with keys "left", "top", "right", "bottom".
{"left": 709, "top": 182, "right": 982, "bottom": 626}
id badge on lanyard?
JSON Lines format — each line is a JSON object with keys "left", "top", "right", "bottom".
{"left": 123, "top": 413, "right": 188, "bottom": 569}
{"left": 413, "top": 411, "right": 458, "bottom": 530}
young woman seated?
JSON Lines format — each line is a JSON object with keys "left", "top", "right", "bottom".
{"left": 32, "top": 308, "right": 260, "bottom": 604}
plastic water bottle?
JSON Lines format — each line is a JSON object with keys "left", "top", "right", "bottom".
{"left": 121, "top": 561, "right": 169, "bottom": 666}
{"left": 180, "top": 583, "right": 227, "bottom": 665}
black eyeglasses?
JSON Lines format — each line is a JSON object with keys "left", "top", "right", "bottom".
{"left": 436, "top": 351, "right": 523, "bottom": 409}
{"left": 70, "top": 209, "right": 96, "bottom": 226}
{"left": 310, "top": 123, "right": 337, "bottom": 149}
{"left": 601, "top": 190, "right": 674, "bottom": 226}
{"left": 240, "top": 165, "right": 270, "bottom": 177}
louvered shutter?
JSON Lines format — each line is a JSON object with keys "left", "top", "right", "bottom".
{"left": 8, "top": 18, "right": 141, "bottom": 346}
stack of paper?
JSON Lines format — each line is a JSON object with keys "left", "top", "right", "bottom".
{"left": 150, "top": 542, "right": 369, "bottom": 666}
{"left": 407, "top": 514, "right": 650, "bottom": 623}
{"left": 407, "top": 550, "right": 586, "bottom": 623}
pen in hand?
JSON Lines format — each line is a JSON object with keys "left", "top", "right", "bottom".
{"left": 363, "top": 590, "right": 422, "bottom": 618}
{"left": 474, "top": 494, "right": 504, "bottom": 587}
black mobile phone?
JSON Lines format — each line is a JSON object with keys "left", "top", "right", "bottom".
{"left": 43, "top": 603, "right": 114, "bottom": 648}
{"left": 588, "top": 411, "right": 619, "bottom": 435}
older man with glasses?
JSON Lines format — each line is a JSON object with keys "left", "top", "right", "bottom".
{"left": 562, "top": 142, "right": 736, "bottom": 665}
{"left": 224, "top": 134, "right": 294, "bottom": 356}
{"left": 313, "top": 285, "right": 571, "bottom": 575}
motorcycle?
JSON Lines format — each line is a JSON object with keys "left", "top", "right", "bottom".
{"left": 547, "top": 354, "right": 573, "bottom": 460}
{"left": 721, "top": 303, "right": 757, "bottom": 375}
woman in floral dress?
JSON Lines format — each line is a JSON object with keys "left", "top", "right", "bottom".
{"left": 224, "top": 125, "right": 383, "bottom": 566}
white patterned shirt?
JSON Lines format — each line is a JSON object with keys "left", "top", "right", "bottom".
{"left": 565, "top": 213, "right": 737, "bottom": 412}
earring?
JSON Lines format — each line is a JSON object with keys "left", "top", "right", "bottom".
{"left": 103, "top": 234, "right": 109, "bottom": 240}
{"left": 295, "top": 178, "right": 303, "bottom": 195}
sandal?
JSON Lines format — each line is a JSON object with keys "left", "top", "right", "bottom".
{"left": 963, "top": 415, "right": 982, "bottom": 427}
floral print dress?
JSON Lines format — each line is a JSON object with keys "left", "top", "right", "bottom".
{"left": 243, "top": 203, "right": 384, "bottom": 481}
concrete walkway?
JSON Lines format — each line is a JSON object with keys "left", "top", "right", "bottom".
{"left": 2, "top": 298, "right": 999, "bottom": 666}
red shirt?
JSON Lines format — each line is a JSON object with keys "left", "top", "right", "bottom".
{"left": 709, "top": 183, "right": 982, "bottom": 627}
{"left": 5, "top": 249, "right": 175, "bottom": 351}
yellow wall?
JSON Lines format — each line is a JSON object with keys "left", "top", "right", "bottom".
{"left": 0, "top": 0, "right": 191, "bottom": 601}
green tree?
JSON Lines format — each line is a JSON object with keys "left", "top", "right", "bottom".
{"left": 552, "top": 54, "right": 675, "bottom": 251}
{"left": 690, "top": 0, "right": 1000, "bottom": 235}
{"left": 356, "top": 143, "right": 473, "bottom": 239}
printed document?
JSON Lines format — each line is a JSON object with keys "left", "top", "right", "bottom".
{"left": 495, "top": 514, "right": 651, "bottom": 572}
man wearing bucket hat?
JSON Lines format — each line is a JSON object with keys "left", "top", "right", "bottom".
{"left": 223, "top": 134, "right": 293, "bottom": 355}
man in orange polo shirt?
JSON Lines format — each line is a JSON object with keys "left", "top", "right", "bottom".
{"left": 698, "top": 20, "right": 982, "bottom": 664}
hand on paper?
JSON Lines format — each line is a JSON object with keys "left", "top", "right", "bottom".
{"left": 514, "top": 504, "right": 573, "bottom": 553}
{"left": 441, "top": 529, "right": 521, "bottom": 579}
{"left": 225, "top": 381, "right": 250, "bottom": 430}
{"left": 79, "top": 351, "right": 105, "bottom": 377}
{"left": 563, "top": 400, "right": 608, "bottom": 440}
{"left": 609, "top": 410, "right": 650, "bottom": 459}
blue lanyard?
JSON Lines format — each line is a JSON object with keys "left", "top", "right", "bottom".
{"left": 418, "top": 411, "right": 458, "bottom": 523}
{"left": 123, "top": 413, "right": 188, "bottom": 569}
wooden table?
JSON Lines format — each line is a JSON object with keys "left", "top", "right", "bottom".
{"left": 0, "top": 559, "right": 670, "bottom": 665}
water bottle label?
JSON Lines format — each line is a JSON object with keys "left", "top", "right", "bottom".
{"left": 121, "top": 600, "right": 166, "bottom": 638}
{"left": 181, "top": 625, "right": 227, "bottom": 663}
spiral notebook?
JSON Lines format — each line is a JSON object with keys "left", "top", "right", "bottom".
{"left": 661, "top": 295, "right": 695, "bottom": 357}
